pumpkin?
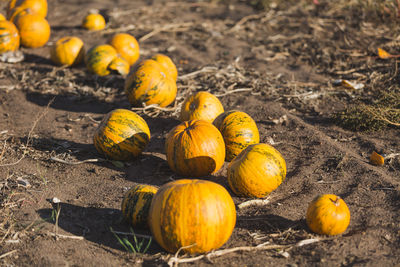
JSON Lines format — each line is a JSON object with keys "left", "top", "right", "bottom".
{"left": 121, "top": 184, "right": 158, "bottom": 228}
{"left": 306, "top": 194, "right": 350, "bottom": 236}
{"left": 165, "top": 119, "right": 225, "bottom": 177}
{"left": 85, "top": 44, "right": 118, "bottom": 76}
{"left": 124, "top": 59, "right": 177, "bottom": 108}
{"left": 0, "top": 14, "right": 5, "bottom": 21}
{"left": 150, "top": 53, "right": 178, "bottom": 81}
{"left": 15, "top": 14, "right": 50, "bottom": 48}
{"left": 82, "top": 13, "right": 106, "bottom": 31}
{"left": 93, "top": 109, "right": 150, "bottom": 161}
{"left": 149, "top": 179, "right": 236, "bottom": 254}
{"left": 213, "top": 110, "right": 260, "bottom": 162}
{"left": 7, "top": 6, "right": 32, "bottom": 23}
{"left": 0, "top": 21, "right": 20, "bottom": 53}
{"left": 180, "top": 91, "right": 224, "bottom": 123}
{"left": 227, "top": 143, "right": 286, "bottom": 198}
{"left": 50, "top": 36, "right": 85, "bottom": 66}
{"left": 7, "top": 0, "right": 47, "bottom": 19}
{"left": 108, "top": 33, "right": 140, "bottom": 66}
{"left": 108, "top": 56, "right": 130, "bottom": 76}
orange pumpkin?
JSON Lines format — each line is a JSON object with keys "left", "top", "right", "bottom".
{"left": 180, "top": 91, "right": 224, "bottom": 123}
{"left": 149, "top": 179, "right": 236, "bottom": 254}
{"left": 82, "top": 13, "right": 106, "bottom": 31}
{"left": 125, "top": 59, "right": 177, "bottom": 107}
{"left": 7, "top": 0, "right": 47, "bottom": 19}
{"left": 150, "top": 53, "right": 178, "bottom": 81}
{"left": 15, "top": 13, "right": 50, "bottom": 48}
{"left": 165, "top": 119, "right": 225, "bottom": 177}
{"left": 213, "top": 110, "right": 260, "bottom": 161}
{"left": 7, "top": 6, "right": 32, "bottom": 23}
{"left": 227, "top": 143, "right": 286, "bottom": 198}
{"left": 85, "top": 44, "right": 118, "bottom": 76}
{"left": 0, "top": 20, "right": 20, "bottom": 53}
{"left": 108, "top": 33, "right": 140, "bottom": 66}
{"left": 50, "top": 36, "right": 85, "bottom": 66}
{"left": 306, "top": 194, "right": 351, "bottom": 236}
{"left": 108, "top": 56, "right": 130, "bottom": 76}
{"left": 0, "top": 14, "right": 6, "bottom": 21}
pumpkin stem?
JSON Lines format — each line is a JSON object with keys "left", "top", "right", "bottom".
{"left": 330, "top": 196, "right": 341, "bottom": 207}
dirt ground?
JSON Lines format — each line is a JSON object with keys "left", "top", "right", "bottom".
{"left": 1, "top": 0, "right": 400, "bottom": 266}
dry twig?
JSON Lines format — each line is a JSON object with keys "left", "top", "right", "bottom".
{"left": 50, "top": 157, "right": 105, "bottom": 165}
{"left": 139, "top": 22, "right": 193, "bottom": 42}
{"left": 237, "top": 197, "right": 271, "bottom": 210}
{"left": 0, "top": 249, "right": 17, "bottom": 259}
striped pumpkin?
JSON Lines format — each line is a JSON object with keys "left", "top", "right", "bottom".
{"left": 213, "top": 110, "right": 260, "bottom": 161}
{"left": 180, "top": 91, "right": 224, "bottom": 123}
{"left": 150, "top": 53, "right": 178, "bottom": 81}
{"left": 108, "top": 56, "right": 130, "bottom": 76}
{"left": 93, "top": 109, "right": 150, "bottom": 161}
{"left": 121, "top": 184, "right": 158, "bottom": 228}
{"left": 149, "top": 179, "right": 236, "bottom": 254}
{"left": 7, "top": 0, "right": 47, "bottom": 19}
{"left": 50, "top": 36, "right": 85, "bottom": 66}
{"left": 227, "top": 143, "right": 286, "bottom": 198}
{"left": 85, "top": 44, "right": 118, "bottom": 76}
{"left": 0, "top": 21, "right": 20, "bottom": 53}
{"left": 109, "top": 33, "right": 140, "bottom": 66}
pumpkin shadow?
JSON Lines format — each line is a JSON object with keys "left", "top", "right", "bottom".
{"left": 23, "top": 53, "right": 53, "bottom": 65}
{"left": 237, "top": 213, "right": 304, "bottom": 233}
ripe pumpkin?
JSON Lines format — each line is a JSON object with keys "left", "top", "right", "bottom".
{"left": 108, "top": 33, "right": 140, "bottom": 66}
{"left": 149, "top": 179, "right": 236, "bottom": 254}
{"left": 7, "top": 0, "right": 47, "bottom": 19}
{"left": 213, "top": 110, "right": 260, "bottom": 162}
{"left": 108, "top": 56, "right": 130, "bottom": 76}
{"left": 125, "top": 59, "right": 177, "bottom": 107}
{"left": 180, "top": 91, "right": 224, "bottom": 123}
{"left": 150, "top": 53, "right": 178, "bottom": 81}
{"left": 306, "top": 194, "right": 351, "bottom": 236}
{"left": 93, "top": 109, "right": 150, "bottom": 161}
{"left": 121, "top": 184, "right": 158, "bottom": 228}
{"left": 50, "top": 36, "right": 85, "bottom": 66}
{"left": 165, "top": 119, "right": 225, "bottom": 177}
{"left": 85, "top": 44, "right": 118, "bottom": 76}
{"left": 7, "top": 6, "right": 32, "bottom": 23}
{"left": 15, "top": 13, "right": 50, "bottom": 48}
{"left": 0, "top": 14, "right": 5, "bottom": 21}
{"left": 82, "top": 13, "right": 106, "bottom": 31}
{"left": 227, "top": 143, "right": 286, "bottom": 198}
{"left": 0, "top": 21, "right": 20, "bottom": 53}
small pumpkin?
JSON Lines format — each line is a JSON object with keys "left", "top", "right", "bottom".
{"left": 213, "top": 110, "right": 260, "bottom": 161}
{"left": 108, "top": 56, "right": 130, "bottom": 76}
{"left": 50, "top": 36, "right": 85, "bottom": 66}
{"left": 0, "top": 21, "right": 20, "bottom": 53}
{"left": 125, "top": 59, "right": 177, "bottom": 108}
{"left": 0, "top": 14, "right": 6, "bottom": 21}
{"left": 121, "top": 184, "right": 158, "bottom": 228}
{"left": 306, "top": 194, "right": 350, "bottom": 236}
{"left": 227, "top": 143, "right": 286, "bottom": 198}
{"left": 149, "top": 179, "right": 236, "bottom": 254}
{"left": 15, "top": 13, "right": 50, "bottom": 48}
{"left": 108, "top": 33, "right": 140, "bottom": 66}
{"left": 7, "top": 0, "right": 47, "bottom": 19}
{"left": 180, "top": 91, "right": 224, "bottom": 123}
{"left": 85, "top": 44, "right": 118, "bottom": 76}
{"left": 150, "top": 53, "right": 178, "bottom": 81}
{"left": 165, "top": 119, "right": 225, "bottom": 177}
{"left": 93, "top": 109, "right": 151, "bottom": 161}
{"left": 82, "top": 13, "right": 106, "bottom": 31}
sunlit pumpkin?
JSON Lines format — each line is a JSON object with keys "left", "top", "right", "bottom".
{"left": 0, "top": 20, "right": 20, "bottom": 53}
{"left": 306, "top": 194, "right": 351, "bottom": 236}
{"left": 180, "top": 91, "right": 224, "bottom": 123}
{"left": 108, "top": 33, "right": 139, "bottom": 66}
{"left": 227, "top": 143, "right": 286, "bottom": 198}
{"left": 85, "top": 44, "right": 118, "bottom": 76}
{"left": 125, "top": 59, "right": 177, "bottom": 107}
{"left": 82, "top": 13, "right": 106, "bottom": 31}
{"left": 150, "top": 53, "right": 178, "bottom": 81}
{"left": 0, "top": 14, "right": 6, "bottom": 21}
{"left": 108, "top": 56, "right": 130, "bottom": 76}
{"left": 93, "top": 109, "right": 151, "bottom": 161}
{"left": 121, "top": 184, "right": 158, "bottom": 228}
{"left": 50, "top": 36, "right": 85, "bottom": 66}
{"left": 213, "top": 110, "right": 260, "bottom": 161}
{"left": 15, "top": 13, "right": 50, "bottom": 48}
{"left": 7, "top": 0, "right": 47, "bottom": 19}
{"left": 149, "top": 179, "right": 236, "bottom": 254}
{"left": 165, "top": 119, "right": 225, "bottom": 177}
{"left": 7, "top": 6, "right": 32, "bottom": 23}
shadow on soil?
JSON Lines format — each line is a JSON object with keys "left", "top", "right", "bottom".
{"left": 237, "top": 213, "right": 304, "bottom": 233}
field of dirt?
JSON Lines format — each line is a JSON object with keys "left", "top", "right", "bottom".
{"left": 1, "top": 0, "right": 400, "bottom": 266}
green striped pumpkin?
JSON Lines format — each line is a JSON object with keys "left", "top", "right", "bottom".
{"left": 0, "top": 20, "right": 20, "bottom": 53}
{"left": 85, "top": 44, "right": 118, "bottom": 76}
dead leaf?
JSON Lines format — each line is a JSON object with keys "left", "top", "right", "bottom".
{"left": 370, "top": 151, "right": 384, "bottom": 166}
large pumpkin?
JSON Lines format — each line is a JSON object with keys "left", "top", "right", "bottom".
{"left": 165, "top": 119, "right": 225, "bottom": 177}
{"left": 180, "top": 91, "right": 224, "bottom": 123}
{"left": 213, "top": 110, "right": 260, "bottom": 162}
{"left": 15, "top": 13, "right": 50, "bottom": 48}
{"left": 227, "top": 143, "right": 286, "bottom": 198}
{"left": 85, "top": 44, "right": 118, "bottom": 76}
{"left": 124, "top": 59, "right": 177, "bottom": 108}
{"left": 121, "top": 184, "right": 158, "bottom": 228}
{"left": 50, "top": 36, "right": 85, "bottom": 66}
{"left": 150, "top": 53, "right": 178, "bottom": 81}
{"left": 306, "top": 194, "right": 350, "bottom": 236}
{"left": 149, "top": 179, "right": 236, "bottom": 254}
{"left": 7, "top": 0, "right": 47, "bottom": 19}
{"left": 93, "top": 109, "right": 150, "bottom": 161}
{"left": 0, "top": 21, "right": 20, "bottom": 53}
{"left": 109, "top": 33, "right": 140, "bottom": 66}
{"left": 82, "top": 13, "right": 106, "bottom": 31}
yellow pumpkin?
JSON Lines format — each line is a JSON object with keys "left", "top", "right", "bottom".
{"left": 108, "top": 33, "right": 140, "bottom": 66}
{"left": 7, "top": 0, "right": 47, "bottom": 19}
{"left": 7, "top": 6, "right": 32, "bottom": 23}
{"left": 85, "top": 44, "right": 118, "bottom": 76}
{"left": 306, "top": 194, "right": 351, "bottom": 236}
{"left": 227, "top": 143, "right": 286, "bottom": 198}
{"left": 0, "top": 20, "right": 20, "bottom": 53}
{"left": 50, "top": 36, "right": 85, "bottom": 66}
{"left": 82, "top": 13, "right": 106, "bottom": 31}
{"left": 0, "top": 14, "right": 6, "bottom": 21}
{"left": 15, "top": 13, "right": 50, "bottom": 48}
{"left": 180, "top": 91, "right": 224, "bottom": 123}
{"left": 93, "top": 109, "right": 150, "bottom": 161}
{"left": 125, "top": 59, "right": 177, "bottom": 108}
{"left": 150, "top": 53, "right": 178, "bottom": 81}
{"left": 108, "top": 56, "right": 130, "bottom": 76}
{"left": 149, "top": 179, "right": 236, "bottom": 254}
{"left": 213, "top": 110, "right": 260, "bottom": 161}
{"left": 165, "top": 119, "right": 225, "bottom": 177}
